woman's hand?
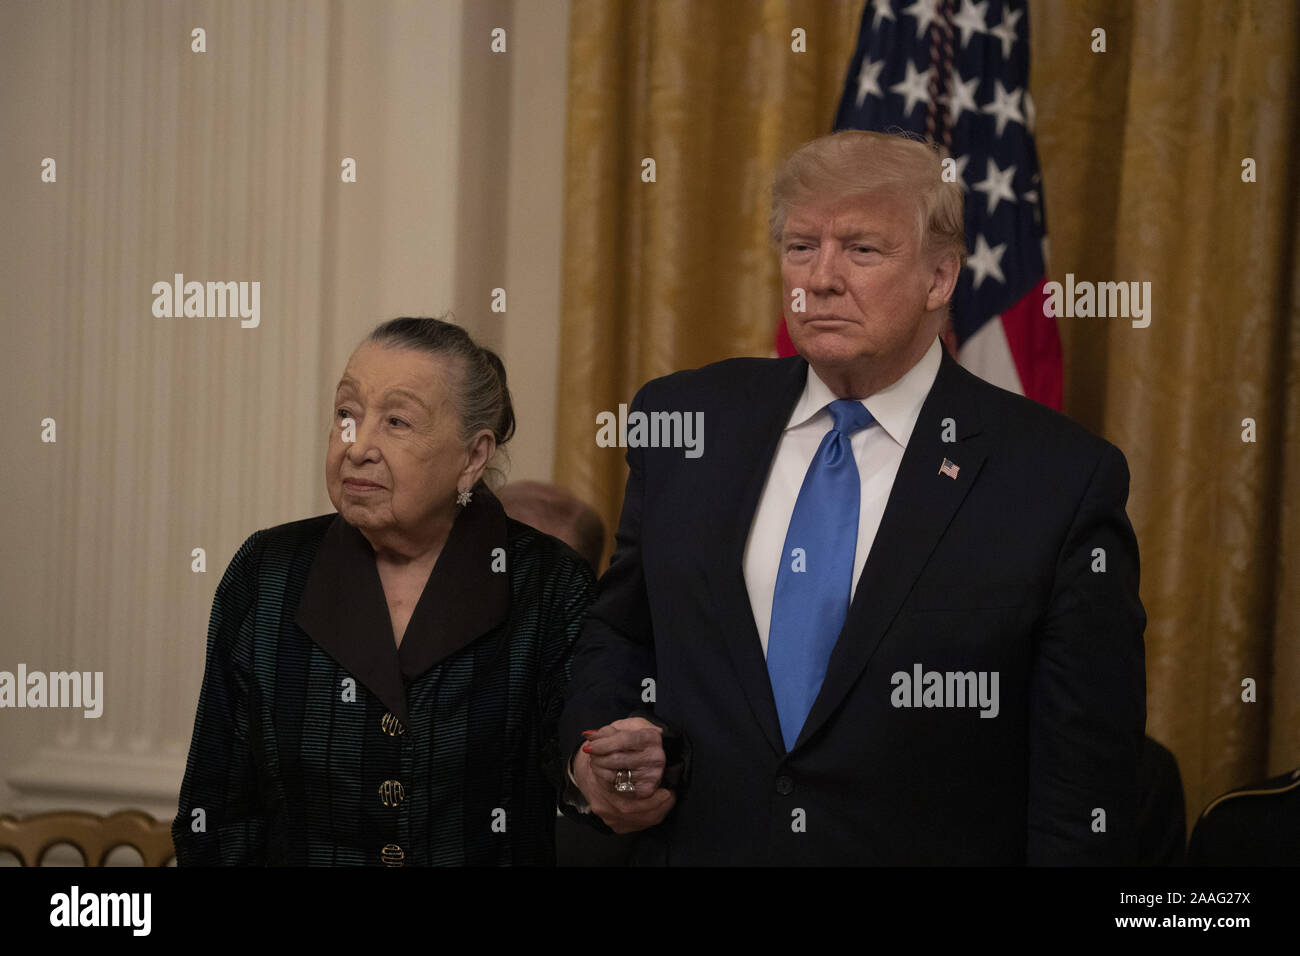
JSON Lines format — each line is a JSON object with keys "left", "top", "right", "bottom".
{"left": 573, "top": 717, "right": 677, "bottom": 833}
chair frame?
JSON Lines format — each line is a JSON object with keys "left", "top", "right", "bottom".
{"left": 0, "top": 809, "right": 174, "bottom": 867}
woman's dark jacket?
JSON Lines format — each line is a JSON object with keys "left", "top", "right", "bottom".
{"left": 172, "top": 488, "right": 596, "bottom": 865}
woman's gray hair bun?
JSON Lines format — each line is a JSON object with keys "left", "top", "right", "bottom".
{"left": 364, "top": 316, "right": 515, "bottom": 484}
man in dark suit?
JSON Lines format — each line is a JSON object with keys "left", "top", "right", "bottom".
{"left": 558, "top": 130, "right": 1146, "bottom": 865}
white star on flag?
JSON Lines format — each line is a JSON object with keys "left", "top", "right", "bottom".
{"left": 982, "top": 80, "right": 1025, "bottom": 137}
{"left": 902, "top": 0, "right": 940, "bottom": 39}
{"left": 989, "top": 7, "right": 1022, "bottom": 59}
{"left": 948, "top": 67, "right": 980, "bottom": 125}
{"left": 856, "top": 57, "right": 886, "bottom": 106}
{"left": 973, "top": 157, "right": 1018, "bottom": 214}
{"left": 966, "top": 233, "right": 1007, "bottom": 289}
{"left": 890, "top": 59, "right": 933, "bottom": 117}
{"left": 952, "top": 0, "right": 990, "bottom": 48}
{"left": 948, "top": 154, "right": 970, "bottom": 191}
{"left": 870, "top": 0, "right": 896, "bottom": 29}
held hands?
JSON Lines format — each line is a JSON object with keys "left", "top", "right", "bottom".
{"left": 573, "top": 717, "right": 677, "bottom": 834}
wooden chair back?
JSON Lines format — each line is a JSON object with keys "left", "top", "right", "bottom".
{"left": 0, "top": 810, "right": 174, "bottom": 866}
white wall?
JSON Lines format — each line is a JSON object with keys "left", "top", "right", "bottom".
{"left": 0, "top": 0, "right": 567, "bottom": 835}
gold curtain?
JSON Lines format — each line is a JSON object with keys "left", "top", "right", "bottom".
{"left": 556, "top": 0, "right": 862, "bottom": 535}
{"left": 555, "top": 0, "right": 1300, "bottom": 835}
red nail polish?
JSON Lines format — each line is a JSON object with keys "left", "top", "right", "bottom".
{"left": 581, "top": 744, "right": 593, "bottom": 753}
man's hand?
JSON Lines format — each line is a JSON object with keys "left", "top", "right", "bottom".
{"left": 573, "top": 717, "right": 676, "bottom": 834}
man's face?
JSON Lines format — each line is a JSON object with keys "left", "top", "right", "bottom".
{"left": 326, "top": 344, "right": 470, "bottom": 538}
{"left": 781, "top": 190, "right": 949, "bottom": 376}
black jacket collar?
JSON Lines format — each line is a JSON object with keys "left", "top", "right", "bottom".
{"left": 294, "top": 485, "right": 511, "bottom": 726}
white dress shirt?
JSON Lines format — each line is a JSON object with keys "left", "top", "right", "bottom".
{"left": 744, "top": 336, "right": 942, "bottom": 656}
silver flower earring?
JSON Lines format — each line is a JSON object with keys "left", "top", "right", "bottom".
{"left": 456, "top": 488, "right": 472, "bottom": 507}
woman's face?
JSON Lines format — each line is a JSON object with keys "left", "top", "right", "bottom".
{"left": 326, "top": 344, "right": 484, "bottom": 545}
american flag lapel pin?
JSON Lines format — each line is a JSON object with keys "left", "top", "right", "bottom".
{"left": 939, "top": 458, "right": 960, "bottom": 480}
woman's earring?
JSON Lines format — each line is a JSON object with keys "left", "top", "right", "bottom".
{"left": 456, "top": 488, "right": 473, "bottom": 507}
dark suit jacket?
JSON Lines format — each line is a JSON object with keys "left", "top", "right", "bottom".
{"left": 559, "top": 343, "right": 1147, "bottom": 865}
{"left": 1138, "top": 735, "right": 1186, "bottom": 865}
{"left": 173, "top": 486, "right": 595, "bottom": 865}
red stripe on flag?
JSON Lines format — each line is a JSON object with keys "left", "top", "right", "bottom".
{"left": 999, "top": 278, "right": 1062, "bottom": 410}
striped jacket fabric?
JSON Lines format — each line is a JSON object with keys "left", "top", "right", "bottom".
{"left": 172, "top": 487, "right": 595, "bottom": 865}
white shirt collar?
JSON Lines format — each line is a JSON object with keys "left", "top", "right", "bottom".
{"left": 787, "top": 336, "right": 942, "bottom": 448}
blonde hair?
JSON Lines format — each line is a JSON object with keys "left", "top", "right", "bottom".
{"left": 769, "top": 130, "right": 967, "bottom": 268}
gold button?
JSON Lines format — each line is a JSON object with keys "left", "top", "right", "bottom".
{"left": 378, "top": 779, "right": 406, "bottom": 807}
{"left": 381, "top": 712, "right": 405, "bottom": 736}
{"left": 380, "top": 843, "right": 404, "bottom": 867}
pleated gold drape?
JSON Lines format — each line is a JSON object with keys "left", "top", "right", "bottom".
{"left": 556, "top": 0, "right": 862, "bottom": 532}
{"left": 555, "top": 0, "right": 1300, "bottom": 836}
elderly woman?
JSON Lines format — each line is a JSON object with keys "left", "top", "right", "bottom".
{"left": 172, "top": 317, "right": 595, "bottom": 865}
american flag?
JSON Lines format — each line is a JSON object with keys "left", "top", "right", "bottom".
{"left": 777, "top": 0, "right": 1062, "bottom": 410}
{"left": 939, "top": 457, "right": 961, "bottom": 479}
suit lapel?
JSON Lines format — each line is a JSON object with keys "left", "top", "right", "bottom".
{"left": 794, "top": 347, "right": 990, "bottom": 750}
{"left": 294, "top": 487, "right": 510, "bottom": 728}
{"left": 703, "top": 356, "right": 809, "bottom": 759}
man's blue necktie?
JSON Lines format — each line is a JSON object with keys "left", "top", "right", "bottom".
{"left": 767, "top": 398, "right": 875, "bottom": 751}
